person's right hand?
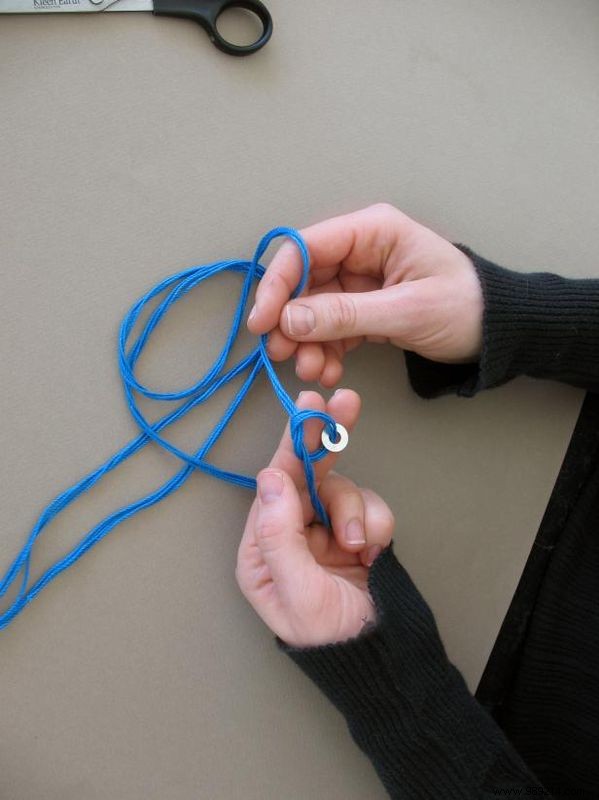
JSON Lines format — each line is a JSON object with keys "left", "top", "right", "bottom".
{"left": 248, "top": 204, "right": 484, "bottom": 387}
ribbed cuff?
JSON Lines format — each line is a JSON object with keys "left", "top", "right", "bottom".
{"left": 464, "top": 246, "right": 599, "bottom": 394}
{"left": 276, "top": 545, "right": 448, "bottom": 709}
{"left": 276, "top": 545, "right": 539, "bottom": 798}
{"left": 403, "top": 351, "right": 480, "bottom": 399}
{"left": 404, "top": 246, "right": 599, "bottom": 399}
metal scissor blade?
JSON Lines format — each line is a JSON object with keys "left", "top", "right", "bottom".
{"left": 0, "top": 0, "right": 152, "bottom": 12}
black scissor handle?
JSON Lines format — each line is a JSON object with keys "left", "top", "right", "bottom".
{"left": 152, "top": 0, "right": 272, "bottom": 56}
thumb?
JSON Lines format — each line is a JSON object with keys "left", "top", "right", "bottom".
{"left": 280, "top": 285, "right": 412, "bottom": 342}
{"left": 254, "top": 469, "right": 314, "bottom": 594}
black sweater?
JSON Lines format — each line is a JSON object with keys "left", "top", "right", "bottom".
{"left": 276, "top": 247, "right": 599, "bottom": 800}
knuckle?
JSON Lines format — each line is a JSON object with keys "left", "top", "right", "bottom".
{"left": 235, "top": 562, "right": 252, "bottom": 596}
{"left": 234, "top": 563, "right": 245, "bottom": 590}
{"left": 370, "top": 201, "right": 396, "bottom": 216}
{"left": 320, "top": 469, "right": 340, "bottom": 489}
{"left": 378, "top": 509, "right": 396, "bottom": 538}
{"left": 360, "top": 488, "right": 396, "bottom": 538}
{"left": 334, "top": 484, "right": 360, "bottom": 504}
{"left": 328, "top": 293, "right": 357, "bottom": 333}
{"left": 255, "top": 518, "right": 282, "bottom": 544}
{"left": 368, "top": 202, "right": 409, "bottom": 239}
{"left": 268, "top": 270, "right": 292, "bottom": 297}
{"left": 369, "top": 202, "right": 401, "bottom": 226}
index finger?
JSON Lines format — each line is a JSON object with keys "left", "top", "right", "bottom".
{"left": 248, "top": 212, "right": 360, "bottom": 335}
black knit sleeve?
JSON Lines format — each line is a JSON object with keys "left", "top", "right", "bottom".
{"left": 404, "top": 246, "right": 599, "bottom": 399}
{"left": 276, "top": 544, "right": 548, "bottom": 799}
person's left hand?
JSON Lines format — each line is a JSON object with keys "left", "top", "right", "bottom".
{"left": 235, "top": 389, "right": 395, "bottom": 648}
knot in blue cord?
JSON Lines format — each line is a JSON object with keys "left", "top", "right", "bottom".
{"left": 290, "top": 410, "right": 336, "bottom": 463}
{"left": 0, "top": 227, "right": 341, "bottom": 630}
{"left": 289, "top": 409, "right": 338, "bottom": 524}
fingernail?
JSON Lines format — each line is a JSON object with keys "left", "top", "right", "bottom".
{"left": 286, "top": 304, "right": 315, "bottom": 336}
{"left": 346, "top": 518, "right": 366, "bottom": 545}
{"left": 367, "top": 545, "right": 382, "bottom": 566}
{"left": 258, "top": 471, "right": 284, "bottom": 502}
{"left": 248, "top": 304, "right": 257, "bottom": 323}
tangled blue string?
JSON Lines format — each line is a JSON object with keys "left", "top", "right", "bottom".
{"left": 0, "top": 227, "right": 341, "bottom": 630}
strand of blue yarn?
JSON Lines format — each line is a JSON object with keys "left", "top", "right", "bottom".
{"left": 0, "top": 227, "right": 341, "bottom": 630}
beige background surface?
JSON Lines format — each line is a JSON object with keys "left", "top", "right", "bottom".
{"left": 1, "top": 1, "right": 598, "bottom": 798}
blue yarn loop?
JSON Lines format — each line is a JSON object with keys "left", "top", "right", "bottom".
{"left": 0, "top": 227, "right": 342, "bottom": 630}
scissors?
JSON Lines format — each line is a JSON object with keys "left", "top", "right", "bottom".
{"left": 0, "top": 0, "right": 273, "bottom": 55}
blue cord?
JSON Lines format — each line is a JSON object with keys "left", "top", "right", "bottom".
{"left": 0, "top": 227, "right": 339, "bottom": 630}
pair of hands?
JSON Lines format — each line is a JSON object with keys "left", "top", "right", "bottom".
{"left": 236, "top": 204, "right": 484, "bottom": 648}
